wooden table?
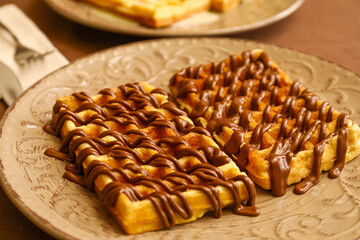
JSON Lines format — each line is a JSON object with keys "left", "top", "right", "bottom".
{"left": 0, "top": 0, "right": 358, "bottom": 239}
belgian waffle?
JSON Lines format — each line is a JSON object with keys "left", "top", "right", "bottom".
{"left": 76, "top": 0, "right": 242, "bottom": 28}
{"left": 169, "top": 49, "right": 360, "bottom": 197}
{"left": 212, "top": 0, "right": 242, "bottom": 11}
{"left": 43, "top": 82, "right": 259, "bottom": 234}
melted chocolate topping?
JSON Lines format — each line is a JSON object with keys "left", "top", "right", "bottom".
{"left": 44, "top": 82, "right": 260, "bottom": 231}
{"left": 172, "top": 51, "right": 351, "bottom": 197}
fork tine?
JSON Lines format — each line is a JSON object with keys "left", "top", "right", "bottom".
{"left": 14, "top": 47, "right": 39, "bottom": 63}
{"left": 17, "top": 49, "right": 55, "bottom": 65}
{"left": 0, "top": 21, "right": 52, "bottom": 65}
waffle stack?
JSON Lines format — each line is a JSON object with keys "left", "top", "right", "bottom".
{"left": 44, "top": 82, "right": 259, "bottom": 234}
{"left": 169, "top": 49, "right": 360, "bottom": 197}
{"left": 77, "top": 0, "right": 242, "bottom": 28}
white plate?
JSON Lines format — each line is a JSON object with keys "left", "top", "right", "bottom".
{"left": 0, "top": 38, "right": 360, "bottom": 240}
{"left": 44, "top": 0, "right": 304, "bottom": 37}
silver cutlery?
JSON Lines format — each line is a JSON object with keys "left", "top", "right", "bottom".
{"left": 0, "top": 21, "right": 54, "bottom": 65}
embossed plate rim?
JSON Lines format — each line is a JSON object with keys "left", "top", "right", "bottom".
{"left": 44, "top": 0, "right": 305, "bottom": 37}
{"left": 0, "top": 37, "right": 359, "bottom": 240}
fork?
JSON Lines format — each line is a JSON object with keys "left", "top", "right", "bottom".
{"left": 0, "top": 21, "right": 53, "bottom": 65}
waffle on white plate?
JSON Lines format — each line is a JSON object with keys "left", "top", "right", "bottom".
{"left": 76, "top": 0, "right": 242, "bottom": 28}
{"left": 44, "top": 82, "right": 259, "bottom": 234}
{"left": 169, "top": 49, "right": 360, "bottom": 197}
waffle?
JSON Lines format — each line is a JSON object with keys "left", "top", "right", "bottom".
{"left": 43, "top": 82, "right": 259, "bottom": 234}
{"left": 76, "top": 0, "right": 242, "bottom": 28}
{"left": 169, "top": 49, "right": 360, "bottom": 197}
{"left": 212, "top": 0, "right": 242, "bottom": 11}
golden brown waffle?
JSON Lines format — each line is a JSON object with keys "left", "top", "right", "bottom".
{"left": 76, "top": 0, "right": 242, "bottom": 28}
{"left": 43, "top": 82, "right": 259, "bottom": 234}
{"left": 169, "top": 49, "right": 360, "bottom": 197}
{"left": 212, "top": 0, "right": 242, "bottom": 11}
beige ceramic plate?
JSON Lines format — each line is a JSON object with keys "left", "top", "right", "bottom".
{"left": 44, "top": 0, "right": 304, "bottom": 37}
{"left": 0, "top": 38, "right": 360, "bottom": 240}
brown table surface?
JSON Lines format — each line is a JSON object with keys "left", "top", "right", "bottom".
{"left": 0, "top": 0, "right": 359, "bottom": 239}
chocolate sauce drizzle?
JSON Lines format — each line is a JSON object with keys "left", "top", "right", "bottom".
{"left": 44, "top": 82, "right": 260, "bottom": 231}
{"left": 171, "top": 50, "right": 350, "bottom": 197}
